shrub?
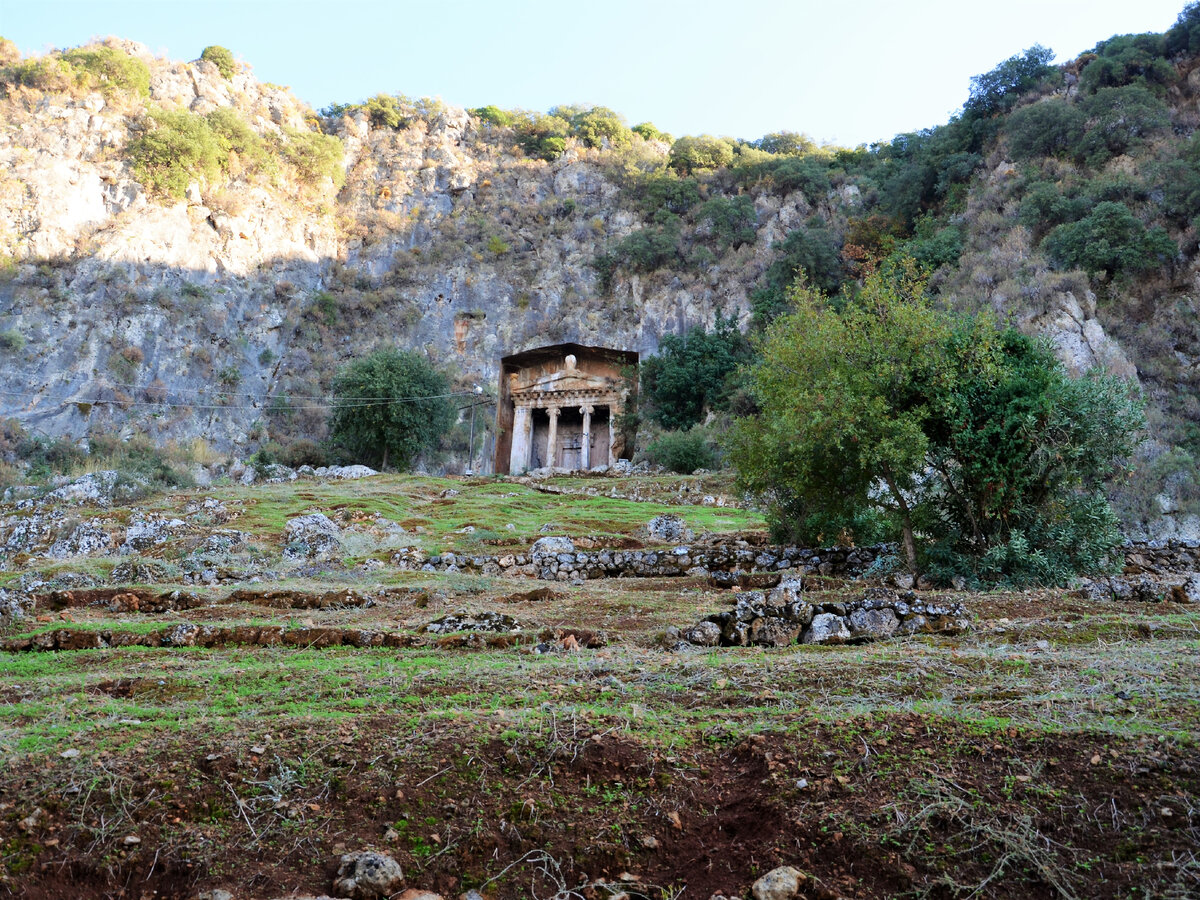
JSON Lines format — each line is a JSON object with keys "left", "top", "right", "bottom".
{"left": 645, "top": 427, "right": 717, "bottom": 474}
{"left": 61, "top": 46, "right": 150, "bottom": 98}
{"left": 750, "top": 131, "right": 818, "bottom": 155}
{"left": 1005, "top": 99, "right": 1085, "bottom": 159}
{"left": 1075, "top": 85, "right": 1170, "bottom": 165}
{"left": 1043, "top": 201, "right": 1176, "bottom": 277}
{"left": 471, "top": 105, "right": 514, "bottom": 127}
{"left": 552, "top": 104, "right": 632, "bottom": 149}
{"left": 736, "top": 156, "right": 831, "bottom": 203}
{"left": 199, "top": 45, "right": 235, "bottom": 79}
{"left": 3, "top": 55, "right": 77, "bottom": 93}
{"left": 279, "top": 438, "right": 328, "bottom": 468}
{"left": 0, "top": 330, "right": 25, "bottom": 353}
{"left": 1078, "top": 33, "right": 1172, "bottom": 94}
{"left": 750, "top": 223, "right": 844, "bottom": 325}
{"left": 365, "top": 93, "right": 408, "bottom": 129}
{"left": 631, "top": 121, "right": 671, "bottom": 143}
{"left": 516, "top": 113, "right": 570, "bottom": 161}
{"left": 206, "top": 107, "right": 274, "bottom": 175}
{"left": 668, "top": 135, "right": 736, "bottom": 174}
{"left": 280, "top": 127, "right": 345, "bottom": 187}
{"left": 697, "top": 195, "right": 757, "bottom": 249}
{"left": 629, "top": 174, "right": 701, "bottom": 217}
{"left": 127, "top": 108, "right": 224, "bottom": 198}
{"left": 641, "top": 313, "right": 752, "bottom": 430}
{"left": 964, "top": 45, "right": 1056, "bottom": 117}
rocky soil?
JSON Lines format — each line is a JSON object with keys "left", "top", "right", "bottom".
{"left": 0, "top": 470, "right": 1197, "bottom": 899}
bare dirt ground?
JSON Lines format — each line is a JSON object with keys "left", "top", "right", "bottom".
{"left": 1, "top": 474, "right": 1197, "bottom": 899}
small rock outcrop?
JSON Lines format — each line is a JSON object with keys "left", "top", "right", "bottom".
{"left": 642, "top": 514, "right": 694, "bottom": 543}
{"left": 284, "top": 514, "right": 343, "bottom": 559}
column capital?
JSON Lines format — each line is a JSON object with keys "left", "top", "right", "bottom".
{"left": 579, "top": 404, "right": 595, "bottom": 416}
{"left": 547, "top": 407, "right": 561, "bottom": 419}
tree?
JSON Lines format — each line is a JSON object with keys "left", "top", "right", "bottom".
{"left": 727, "top": 259, "right": 1144, "bottom": 584}
{"left": 964, "top": 45, "right": 1056, "bottom": 117}
{"left": 730, "top": 262, "right": 953, "bottom": 571}
{"left": 1042, "top": 201, "right": 1176, "bottom": 278}
{"left": 641, "top": 313, "right": 752, "bottom": 430}
{"left": 328, "top": 349, "right": 455, "bottom": 471}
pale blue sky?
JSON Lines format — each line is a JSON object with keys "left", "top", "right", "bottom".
{"left": 0, "top": 0, "right": 1189, "bottom": 146}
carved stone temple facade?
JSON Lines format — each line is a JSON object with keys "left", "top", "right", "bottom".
{"left": 493, "top": 343, "right": 638, "bottom": 474}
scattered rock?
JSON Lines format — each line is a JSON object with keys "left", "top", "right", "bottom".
{"left": 424, "top": 612, "right": 518, "bottom": 634}
{"left": 803, "top": 613, "right": 851, "bottom": 645}
{"left": 642, "top": 514, "right": 694, "bottom": 543}
{"left": 333, "top": 851, "right": 404, "bottom": 899}
{"left": 530, "top": 535, "right": 575, "bottom": 555}
{"left": 752, "top": 866, "right": 805, "bottom": 900}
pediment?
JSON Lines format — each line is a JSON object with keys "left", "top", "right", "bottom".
{"left": 513, "top": 369, "right": 618, "bottom": 395}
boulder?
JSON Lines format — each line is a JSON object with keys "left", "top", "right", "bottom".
{"left": 324, "top": 465, "right": 378, "bottom": 479}
{"left": 284, "top": 513, "right": 342, "bottom": 559}
{"left": 681, "top": 621, "right": 721, "bottom": 647}
{"left": 47, "top": 521, "right": 112, "bottom": 558}
{"left": 749, "top": 617, "right": 802, "bottom": 647}
{"left": 531, "top": 536, "right": 575, "bottom": 555}
{"left": 848, "top": 607, "right": 900, "bottom": 640}
{"left": 643, "top": 514, "right": 694, "bottom": 543}
{"left": 1169, "top": 574, "right": 1200, "bottom": 603}
{"left": 122, "top": 518, "right": 187, "bottom": 552}
{"left": 43, "top": 470, "right": 119, "bottom": 507}
{"left": 802, "top": 613, "right": 850, "bottom": 645}
{"left": 752, "top": 865, "right": 805, "bottom": 900}
{"left": 333, "top": 851, "right": 404, "bottom": 899}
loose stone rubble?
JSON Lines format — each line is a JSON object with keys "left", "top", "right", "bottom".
{"left": 677, "top": 582, "right": 970, "bottom": 648}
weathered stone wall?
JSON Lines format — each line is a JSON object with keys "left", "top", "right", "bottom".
{"left": 391, "top": 539, "right": 891, "bottom": 580}
{"left": 1122, "top": 540, "right": 1200, "bottom": 575}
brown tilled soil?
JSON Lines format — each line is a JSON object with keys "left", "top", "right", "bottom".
{"left": 2, "top": 577, "right": 1198, "bottom": 899}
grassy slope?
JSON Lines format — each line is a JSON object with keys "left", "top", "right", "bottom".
{"left": 0, "top": 474, "right": 1197, "bottom": 899}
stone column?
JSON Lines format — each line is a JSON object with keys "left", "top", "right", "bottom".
{"left": 580, "top": 404, "right": 594, "bottom": 470}
{"left": 511, "top": 404, "right": 533, "bottom": 473}
{"left": 546, "top": 407, "right": 560, "bottom": 469}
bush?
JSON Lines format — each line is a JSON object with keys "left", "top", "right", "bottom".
{"left": 471, "top": 105, "right": 514, "bottom": 127}
{"left": 964, "top": 45, "right": 1056, "bottom": 117}
{"left": 629, "top": 174, "right": 701, "bottom": 217}
{"left": 280, "top": 127, "right": 345, "bottom": 187}
{"left": 736, "top": 156, "right": 831, "bottom": 203}
{"left": 668, "top": 135, "right": 736, "bottom": 174}
{"left": 1078, "top": 33, "right": 1172, "bottom": 94}
{"left": 365, "top": 93, "right": 408, "bottom": 129}
{"left": 3, "top": 55, "right": 77, "bottom": 93}
{"left": 0, "top": 330, "right": 25, "bottom": 353}
{"left": 641, "top": 313, "right": 752, "bottom": 430}
{"left": 697, "top": 196, "right": 757, "bottom": 249}
{"left": 200, "top": 45, "right": 236, "bottom": 79}
{"left": 631, "top": 121, "right": 671, "bottom": 143}
{"left": 127, "top": 108, "right": 224, "bottom": 198}
{"left": 750, "top": 131, "right": 818, "bottom": 155}
{"left": 750, "top": 223, "right": 844, "bottom": 325}
{"left": 61, "top": 46, "right": 150, "bottom": 98}
{"left": 279, "top": 438, "right": 328, "bottom": 468}
{"left": 645, "top": 427, "right": 717, "bottom": 474}
{"left": 1043, "top": 201, "right": 1176, "bottom": 277}
{"left": 516, "top": 113, "right": 570, "bottom": 161}
{"left": 1075, "top": 85, "right": 1170, "bottom": 165}
{"left": 551, "top": 104, "right": 632, "bottom": 150}
{"left": 1005, "top": 99, "right": 1085, "bottom": 159}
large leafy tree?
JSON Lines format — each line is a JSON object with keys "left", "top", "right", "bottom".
{"left": 328, "top": 349, "right": 456, "bottom": 471}
{"left": 728, "top": 260, "right": 1144, "bottom": 585}
{"left": 730, "top": 262, "right": 954, "bottom": 572}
